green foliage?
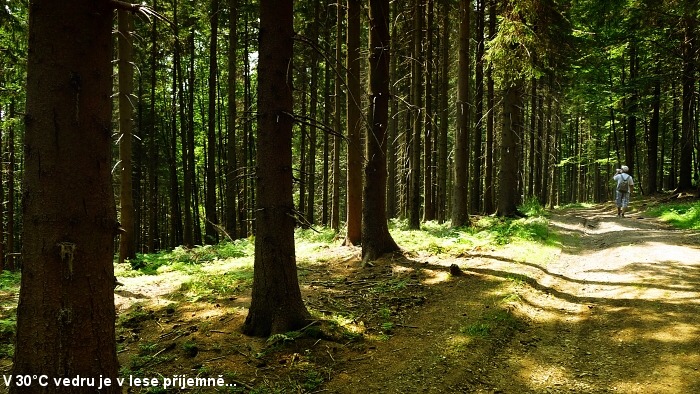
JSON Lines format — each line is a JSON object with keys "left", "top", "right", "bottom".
{"left": 182, "top": 340, "right": 199, "bottom": 358}
{"left": 0, "top": 270, "right": 20, "bottom": 292}
{"left": 460, "top": 323, "right": 491, "bottom": 337}
{"left": 460, "top": 309, "right": 522, "bottom": 339}
{"left": 126, "top": 240, "right": 253, "bottom": 275}
{"left": 390, "top": 211, "right": 552, "bottom": 256}
{"left": 646, "top": 201, "right": 700, "bottom": 230}
{"left": 519, "top": 197, "right": 547, "bottom": 217}
{"left": 118, "top": 305, "right": 154, "bottom": 329}
{"left": 371, "top": 279, "right": 407, "bottom": 293}
{"left": 295, "top": 227, "right": 338, "bottom": 244}
{"left": 177, "top": 263, "right": 254, "bottom": 301}
{"left": 0, "top": 317, "right": 16, "bottom": 357}
{"left": 301, "top": 369, "right": 325, "bottom": 392}
{"left": 476, "top": 216, "right": 550, "bottom": 246}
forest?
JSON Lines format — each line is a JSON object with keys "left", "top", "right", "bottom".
{"left": 0, "top": 0, "right": 699, "bottom": 392}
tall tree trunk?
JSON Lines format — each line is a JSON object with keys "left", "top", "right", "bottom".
{"left": 363, "top": 0, "right": 400, "bottom": 263}
{"left": 243, "top": 0, "right": 311, "bottom": 337}
{"left": 298, "top": 72, "right": 308, "bottom": 220}
{"left": 647, "top": 74, "right": 660, "bottom": 195}
{"left": 206, "top": 0, "right": 220, "bottom": 243}
{"left": 387, "top": 0, "right": 399, "bottom": 219}
{"left": 306, "top": 0, "right": 321, "bottom": 225}
{"left": 528, "top": 77, "right": 537, "bottom": 196}
{"left": 345, "top": 0, "right": 362, "bottom": 245}
{"left": 409, "top": 0, "right": 424, "bottom": 229}
{"left": 679, "top": 5, "right": 695, "bottom": 192}
{"left": 331, "top": 3, "right": 343, "bottom": 232}
{"left": 322, "top": 23, "right": 331, "bottom": 226}
{"left": 669, "top": 83, "right": 679, "bottom": 190}
{"left": 535, "top": 85, "right": 544, "bottom": 202}
{"left": 451, "top": 0, "right": 471, "bottom": 227}
{"left": 541, "top": 82, "right": 552, "bottom": 204}
{"left": 0, "top": 106, "right": 5, "bottom": 272}
{"left": 497, "top": 80, "right": 524, "bottom": 217}
{"left": 12, "top": 0, "right": 119, "bottom": 389}
{"left": 226, "top": 0, "right": 239, "bottom": 239}
{"left": 483, "top": 0, "right": 496, "bottom": 214}
{"left": 240, "top": 15, "right": 252, "bottom": 238}
{"left": 7, "top": 102, "right": 15, "bottom": 269}
{"left": 437, "top": 0, "right": 450, "bottom": 222}
{"left": 168, "top": 1, "right": 183, "bottom": 248}
{"left": 118, "top": 9, "right": 136, "bottom": 263}
{"left": 148, "top": 0, "right": 159, "bottom": 252}
{"left": 180, "top": 22, "right": 194, "bottom": 248}
{"left": 471, "top": 0, "right": 485, "bottom": 213}
{"left": 626, "top": 41, "right": 638, "bottom": 179}
{"left": 188, "top": 29, "right": 203, "bottom": 245}
{"left": 423, "top": 0, "right": 435, "bottom": 221}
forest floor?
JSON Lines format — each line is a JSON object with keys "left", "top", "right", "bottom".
{"left": 1, "top": 199, "right": 699, "bottom": 393}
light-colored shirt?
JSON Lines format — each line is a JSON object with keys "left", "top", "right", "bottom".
{"left": 613, "top": 173, "right": 634, "bottom": 193}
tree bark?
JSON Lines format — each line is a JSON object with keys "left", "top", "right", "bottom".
{"left": 483, "top": 0, "right": 496, "bottom": 214}
{"left": 647, "top": 75, "right": 660, "bottom": 195}
{"left": 179, "top": 16, "right": 194, "bottom": 248}
{"left": 118, "top": 9, "right": 136, "bottom": 263}
{"left": 387, "top": 0, "right": 399, "bottom": 220}
{"left": 409, "top": 0, "right": 424, "bottom": 229}
{"left": 306, "top": 0, "right": 321, "bottom": 225}
{"left": 437, "top": 0, "right": 449, "bottom": 222}
{"left": 331, "top": 3, "right": 343, "bottom": 232}
{"left": 12, "top": 0, "right": 119, "bottom": 390}
{"left": 345, "top": 0, "right": 363, "bottom": 245}
{"left": 497, "top": 80, "right": 524, "bottom": 217}
{"left": 226, "top": 0, "right": 239, "bottom": 239}
{"left": 0, "top": 106, "right": 5, "bottom": 272}
{"left": 206, "top": 0, "right": 220, "bottom": 243}
{"left": 148, "top": 0, "right": 159, "bottom": 252}
{"left": 188, "top": 29, "right": 203, "bottom": 244}
{"left": 678, "top": 6, "right": 695, "bottom": 192}
{"left": 451, "top": 0, "right": 471, "bottom": 227}
{"left": 472, "top": 0, "right": 485, "bottom": 214}
{"left": 362, "top": 0, "right": 400, "bottom": 263}
{"left": 423, "top": 0, "right": 435, "bottom": 222}
{"left": 626, "top": 41, "right": 638, "bottom": 180}
{"left": 243, "top": 0, "right": 311, "bottom": 337}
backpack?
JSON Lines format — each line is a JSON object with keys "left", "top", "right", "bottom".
{"left": 617, "top": 174, "right": 629, "bottom": 193}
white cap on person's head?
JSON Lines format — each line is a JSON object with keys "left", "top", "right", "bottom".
{"left": 621, "top": 165, "right": 629, "bottom": 173}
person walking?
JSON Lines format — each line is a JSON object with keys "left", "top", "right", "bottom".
{"left": 613, "top": 165, "right": 634, "bottom": 217}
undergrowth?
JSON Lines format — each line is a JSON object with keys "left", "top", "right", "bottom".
{"left": 390, "top": 200, "right": 553, "bottom": 257}
{"left": 646, "top": 200, "right": 700, "bottom": 230}
{"left": 119, "top": 239, "right": 254, "bottom": 276}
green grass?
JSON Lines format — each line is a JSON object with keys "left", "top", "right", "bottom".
{"left": 123, "top": 240, "right": 254, "bottom": 276}
{"left": 0, "top": 270, "right": 20, "bottom": 292}
{"left": 460, "top": 322, "right": 491, "bottom": 337}
{"left": 646, "top": 201, "right": 700, "bottom": 230}
{"left": 389, "top": 205, "right": 552, "bottom": 257}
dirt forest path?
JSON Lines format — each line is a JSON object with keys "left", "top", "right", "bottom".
{"left": 324, "top": 205, "right": 700, "bottom": 393}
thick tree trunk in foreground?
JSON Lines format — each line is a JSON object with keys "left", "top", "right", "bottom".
{"left": 362, "top": 0, "right": 400, "bottom": 263}
{"left": 243, "top": 0, "right": 310, "bottom": 337}
{"left": 12, "top": 1, "right": 119, "bottom": 391}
